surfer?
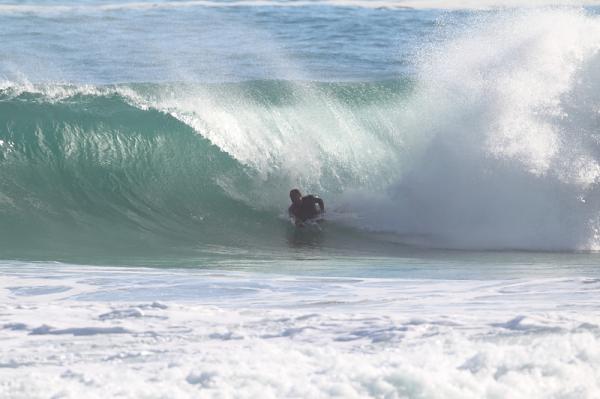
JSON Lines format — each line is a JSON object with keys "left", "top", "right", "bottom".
{"left": 288, "top": 189, "right": 325, "bottom": 227}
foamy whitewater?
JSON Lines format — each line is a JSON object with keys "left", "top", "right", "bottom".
{"left": 2, "top": 1, "right": 600, "bottom": 398}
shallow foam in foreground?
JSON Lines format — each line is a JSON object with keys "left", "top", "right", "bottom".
{"left": 1, "top": 261, "right": 600, "bottom": 398}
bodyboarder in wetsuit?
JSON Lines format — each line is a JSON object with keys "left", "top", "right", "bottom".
{"left": 288, "top": 188, "right": 325, "bottom": 227}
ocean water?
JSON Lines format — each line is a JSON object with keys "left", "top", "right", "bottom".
{"left": 2, "top": 1, "right": 600, "bottom": 398}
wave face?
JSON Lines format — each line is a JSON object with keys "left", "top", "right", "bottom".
{"left": 0, "top": 81, "right": 411, "bottom": 260}
{"left": 2, "top": 8, "right": 600, "bottom": 258}
{"left": 0, "top": 88, "right": 263, "bottom": 259}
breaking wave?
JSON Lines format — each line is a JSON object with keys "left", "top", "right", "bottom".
{"left": 2, "top": 8, "right": 600, "bottom": 260}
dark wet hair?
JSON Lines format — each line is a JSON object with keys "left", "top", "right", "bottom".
{"left": 289, "top": 188, "right": 301, "bottom": 199}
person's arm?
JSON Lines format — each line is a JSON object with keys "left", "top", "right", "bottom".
{"left": 315, "top": 197, "right": 325, "bottom": 214}
{"left": 289, "top": 205, "right": 304, "bottom": 227}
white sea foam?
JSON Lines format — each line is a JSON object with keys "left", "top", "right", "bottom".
{"left": 1, "top": 262, "right": 600, "bottom": 398}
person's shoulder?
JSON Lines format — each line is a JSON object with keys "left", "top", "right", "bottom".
{"left": 305, "top": 195, "right": 323, "bottom": 203}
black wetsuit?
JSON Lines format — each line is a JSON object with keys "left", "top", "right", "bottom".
{"left": 288, "top": 195, "right": 322, "bottom": 222}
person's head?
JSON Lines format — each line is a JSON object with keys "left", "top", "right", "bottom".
{"left": 289, "top": 188, "right": 302, "bottom": 205}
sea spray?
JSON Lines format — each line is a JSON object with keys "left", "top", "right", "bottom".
{"left": 343, "top": 8, "right": 600, "bottom": 250}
